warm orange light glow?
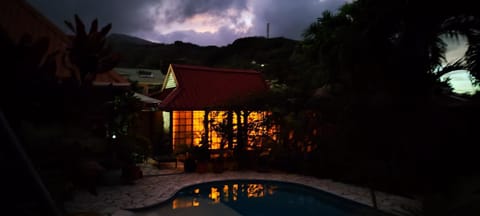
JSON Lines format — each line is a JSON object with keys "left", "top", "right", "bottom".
{"left": 193, "top": 198, "right": 200, "bottom": 207}
{"left": 172, "top": 111, "right": 205, "bottom": 150}
{"left": 193, "top": 111, "right": 205, "bottom": 147}
{"left": 172, "top": 111, "right": 193, "bottom": 149}
{"left": 208, "top": 111, "right": 234, "bottom": 149}
{"left": 289, "top": 130, "right": 295, "bottom": 140}
{"left": 268, "top": 185, "right": 277, "bottom": 195}
{"left": 233, "top": 184, "right": 238, "bottom": 201}
{"left": 172, "top": 197, "right": 194, "bottom": 209}
{"left": 194, "top": 188, "right": 200, "bottom": 194}
{"left": 172, "top": 110, "right": 278, "bottom": 151}
{"left": 209, "top": 187, "right": 220, "bottom": 203}
{"left": 223, "top": 185, "right": 229, "bottom": 202}
{"left": 247, "top": 184, "right": 264, "bottom": 198}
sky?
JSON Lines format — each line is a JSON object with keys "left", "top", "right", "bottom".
{"left": 442, "top": 36, "right": 478, "bottom": 94}
{"left": 26, "top": 0, "right": 348, "bottom": 46}
{"left": 25, "top": 0, "right": 476, "bottom": 94}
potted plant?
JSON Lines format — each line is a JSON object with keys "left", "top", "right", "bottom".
{"left": 255, "top": 136, "right": 274, "bottom": 172}
{"left": 183, "top": 151, "right": 197, "bottom": 173}
{"left": 174, "top": 143, "right": 195, "bottom": 172}
{"left": 191, "top": 143, "right": 210, "bottom": 173}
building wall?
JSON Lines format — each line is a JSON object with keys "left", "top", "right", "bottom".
{"left": 0, "top": 0, "right": 72, "bottom": 78}
{"left": 135, "top": 111, "right": 165, "bottom": 155}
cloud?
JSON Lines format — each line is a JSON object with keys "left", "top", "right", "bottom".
{"left": 249, "top": 0, "right": 348, "bottom": 40}
{"left": 138, "top": 26, "right": 244, "bottom": 46}
{"left": 155, "top": 0, "right": 248, "bottom": 24}
{"left": 26, "top": 0, "right": 350, "bottom": 45}
{"left": 26, "top": 0, "right": 159, "bottom": 34}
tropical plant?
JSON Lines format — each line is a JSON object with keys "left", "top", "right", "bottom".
{"left": 302, "top": 0, "right": 480, "bottom": 98}
{"left": 293, "top": 0, "right": 480, "bottom": 198}
{"left": 64, "top": 14, "right": 119, "bottom": 85}
{"left": 106, "top": 91, "right": 142, "bottom": 138}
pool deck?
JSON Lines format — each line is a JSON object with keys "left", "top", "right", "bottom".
{"left": 65, "top": 162, "right": 421, "bottom": 216}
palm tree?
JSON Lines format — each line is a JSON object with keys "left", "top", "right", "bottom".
{"left": 303, "top": 0, "right": 480, "bottom": 99}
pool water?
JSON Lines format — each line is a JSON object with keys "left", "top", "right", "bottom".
{"left": 135, "top": 180, "right": 391, "bottom": 216}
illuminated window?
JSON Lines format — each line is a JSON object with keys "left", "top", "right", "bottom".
{"left": 172, "top": 110, "right": 278, "bottom": 151}
{"left": 193, "top": 111, "right": 205, "bottom": 147}
{"left": 208, "top": 111, "right": 231, "bottom": 150}
{"left": 172, "top": 111, "right": 205, "bottom": 149}
{"left": 172, "top": 111, "right": 193, "bottom": 148}
{"left": 246, "top": 111, "right": 279, "bottom": 149}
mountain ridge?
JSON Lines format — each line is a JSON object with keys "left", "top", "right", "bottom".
{"left": 106, "top": 33, "right": 299, "bottom": 79}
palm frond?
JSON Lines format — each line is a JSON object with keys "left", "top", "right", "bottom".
{"left": 464, "top": 32, "right": 480, "bottom": 79}
{"left": 74, "top": 14, "right": 86, "bottom": 39}
{"left": 99, "top": 23, "right": 112, "bottom": 37}
{"left": 64, "top": 20, "right": 75, "bottom": 33}
{"left": 89, "top": 19, "right": 98, "bottom": 34}
{"left": 434, "top": 59, "right": 467, "bottom": 78}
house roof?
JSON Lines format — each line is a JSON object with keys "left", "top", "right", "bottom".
{"left": 114, "top": 67, "right": 164, "bottom": 86}
{"left": 158, "top": 64, "right": 269, "bottom": 110}
{"left": 93, "top": 70, "right": 131, "bottom": 87}
{"left": 1, "top": 0, "right": 72, "bottom": 78}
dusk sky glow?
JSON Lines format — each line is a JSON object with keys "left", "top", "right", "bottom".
{"left": 26, "top": 0, "right": 349, "bottom": 46}
{"left": 25, "top": 0, "right": 476, "bottom": 93}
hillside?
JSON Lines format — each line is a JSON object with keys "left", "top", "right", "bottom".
{"left": 106, "top": 34, "right": 298, "bottom": 80}
{"left": 108, "top": 33, "right": 155, "bottom": 46}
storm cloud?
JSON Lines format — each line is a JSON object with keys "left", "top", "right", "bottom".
{"left": 26, "top": 0, "right": 349, "bottom": 46}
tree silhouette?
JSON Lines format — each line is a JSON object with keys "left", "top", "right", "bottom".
{"left": 64, "top": 14, "right": 119, "bottom": 85}
{"left": 301, "top": 0, "right": 480, "bottom": 101}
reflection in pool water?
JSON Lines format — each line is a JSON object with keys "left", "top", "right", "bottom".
{"left": 172, "top": 183, "right": 275, "bottom": 209}
{"left": 135, "top": 180, "right": 390, "bottom": 216}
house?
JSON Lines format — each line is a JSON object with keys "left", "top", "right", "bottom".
{"left": 154, "top": 64, "right": 277, "bottom": 154}
{"left": 1, "top": 0, "right": 131, "bottom": 87}
{"left": 115, "top": 67, "right": 164, "bottom": 94}
{"left": 93, "top": 70, "right": 131, "bottom": 87}
{"left": 1, "top": 0, "right": 134, "bottom": 142}
{"left": 1, "top": 0, "right": 71, "bottom": 78}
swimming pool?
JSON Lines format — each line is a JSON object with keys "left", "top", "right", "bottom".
{"left": 134, "top": 179, "right": 392, "bottom": 216}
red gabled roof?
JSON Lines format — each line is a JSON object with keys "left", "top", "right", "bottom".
{"left": 158, "top": 64, "right": 269, "bottom": 110}
{"left": 150, "top": 88, "right": 174, "bottom": 100}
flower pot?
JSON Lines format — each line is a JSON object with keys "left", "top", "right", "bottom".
{"left": 196, "top": 161, "right": 209, "bottom": 173}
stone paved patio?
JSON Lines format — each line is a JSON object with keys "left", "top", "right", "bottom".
{"left": 65, "top": 162, "right": 421, "bottom": 216}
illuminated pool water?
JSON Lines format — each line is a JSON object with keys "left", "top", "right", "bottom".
{"left": 134, "top": 180, "right": 392, "bottom": 216}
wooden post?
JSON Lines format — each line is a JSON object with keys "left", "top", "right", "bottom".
{"left": 227, "top": 111, "right": 233, "bottom": 150}
{"left": 203, "top": 110, "right": 209, "bottom": 148}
